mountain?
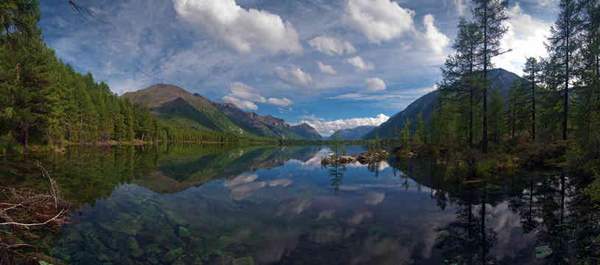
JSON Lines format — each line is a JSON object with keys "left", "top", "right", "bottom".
{"left": 290, "top": 123, "right": 322, "bottom": 140}
{"left": 365, "top": 69, "right": 526, "bottom": 139}
{"left": 123, "top": 84, "right": 244, "bottom": 134}
{"left": 330, "top": 126, "right": 375, "bottom": 140}
{"left": 215, "top": 103, "right": 321, "bottom": 139}
{"left": 123, "top": 84, "right": 321, "bottom": 140}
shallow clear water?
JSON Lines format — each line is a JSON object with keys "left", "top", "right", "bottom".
{"left": 2, "top": 145, "right": 596, "bottom": 264}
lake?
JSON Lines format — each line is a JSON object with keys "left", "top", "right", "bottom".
{"left": 1, "top": 145, "right": 597, "bottom": 264}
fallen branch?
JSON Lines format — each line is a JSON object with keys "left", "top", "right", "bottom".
{"left": 0, "top": 209, "right": 66, "bottom": 227}
{"left": 36, "top": 161, "right": 60, "bottom": 209}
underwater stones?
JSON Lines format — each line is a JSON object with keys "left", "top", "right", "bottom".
{"left": 535, "top": 245, "right": 553, "bottom": 259}
{"left": 348, "top": 210, "right": 373, "bottom": 225}
{"left": 127, "top": 237, "right": 143, "bottom": 258}
{"left": 233, "top": 256, "right": 255, "bottom": 265}
{"left": 164, "top": 248, "right": 185, "bottom": 263}
{"left": 178, "top": 226, "right": 192, "bottom": 238}
{"left": 317, "top": 209, "right": 335, "bottom": 220}
{"left": 309, "top": 226, "right": 344, "bottom": 244}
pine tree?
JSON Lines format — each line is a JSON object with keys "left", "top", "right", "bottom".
{"left": 489, "top": 89, "right": 504, "bottom": 143}
{"left": 548, "top": 0, "right": 581, "bottom": 141}
{"left": 400, "top": 119, "right": 411, "bottom": 147}
{"left": 574, "top": 0, "right": 600, "bottom": 155}
{"left": 414, "top": 113, "right": 427, "bottom": 145}
{"left": 523, "top": 57, "right": 541, "bottom": 141}
{"left": 440, "top": 18, "right": 483, "bottom": 147}
{"left": 507, "top": 81, "right": 529, "bottom": 139}
{"left": 472, "top": 0, "right": 509, "bottom": 152}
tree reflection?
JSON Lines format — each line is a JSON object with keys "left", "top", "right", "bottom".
{"left": 435, "top": 182, "right": 498, "bottom": 264}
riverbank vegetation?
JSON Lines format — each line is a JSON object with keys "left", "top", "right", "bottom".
{"left": 385, "top": 0, "right": 599, "bottom": 186}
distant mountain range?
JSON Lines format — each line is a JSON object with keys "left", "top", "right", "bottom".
{"left": 329, "top": 126, "right": 375, "bottom": 140}
{"left": 364, "top": 68, "right": 525, "bottom": 139}
{"left": 123, "top": 84, "right": 321, "bottom": 140}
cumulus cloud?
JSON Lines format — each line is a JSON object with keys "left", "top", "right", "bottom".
{"left": 365, "top": 77, "right": 386, "bottom": 92}
{"left": 229, "top": 82, "right": 266, "bottom": 103}
{"left": 275, "top": 66, "right": 313, "bottom": 87}
{"left": 422, "top": 14, "right": 449, "bottom": 56}
{"left": 173, "top": 0, "right": 302, "bottom": 54}
{"left": 317, "top": 61, "right": 337, "bottom": 75}
{"left": 308, "top": 36, "right": 356, "bottom": 56}
{"left": 345, "top": 0, "right": 415, "bottom": 43}
{"left": 299, "top": 114, "right": 390, "bottom": 136}
{"left": 347, "top": 56, "right": 374, "bottom": 71}
{"left": 223, "top": 95, "right": 259, "bottom": 111}
{"left": 495, "top": 4, "right": 552, "bottom": 75}
{"left": 267, "top": 97, "right": 293, "bottom": 107}
{"left": 330, "top": 85, "right": 437, "bottom": 103}
{"left": 223, "top": 82, "right": 292, "bottom": 110}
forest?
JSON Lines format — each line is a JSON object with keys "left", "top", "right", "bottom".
{"left": 385, "top": 0, "right": 600, "bottom": 182}
{"left": 0, "top": 0, "right": 251, "bottom": 154}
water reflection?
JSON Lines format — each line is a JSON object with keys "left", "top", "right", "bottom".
{"left": 2, "top": 145, "right": 599, "bottom": 264}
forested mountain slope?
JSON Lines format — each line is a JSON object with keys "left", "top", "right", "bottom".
{"left": 365, "top": 69, "right": 525, "bottom": 139}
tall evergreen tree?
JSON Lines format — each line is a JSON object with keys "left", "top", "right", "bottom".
{"left": 472, "top": 0, "right": 509, "bottom": 152}
{"left": 450, "top": 19, "right": 483, "bottom": 147}
{"left": 523, "top": 57, "right": 541, "bottom": 141}
{"left": 548, "top": 0, "right": 581, "bottom": 141}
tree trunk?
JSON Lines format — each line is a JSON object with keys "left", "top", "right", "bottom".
{"left": 531, "top": 73, "right": 536, "bottom": 141}
{"left": 482, "top": 0, "right": 489, "bottom": 153}
{"left": 563, "top": 4, "right": 570, "bottom": 141}
{"left": 469, "top": 45, "right": 474, "bottom": 147}
{"left": 21, "top": 125, "right": 29, "bottom": 153}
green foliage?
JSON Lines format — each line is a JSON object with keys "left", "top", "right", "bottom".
{"left": 0, "top": 1, "right": 264, "bottom": 150}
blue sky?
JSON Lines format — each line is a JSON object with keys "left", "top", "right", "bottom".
{"left": 39, "top": 0, "right": 558, "bottom": 135}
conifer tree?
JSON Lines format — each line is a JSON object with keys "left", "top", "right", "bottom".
{"left": 548, "top": 0, "right": 581, "bottom": 141}
{"left": 472, "top": 0, "right": 509, "bottom": 152}
{"left": 523, "top": 57, "right": 541, "bottom": 141}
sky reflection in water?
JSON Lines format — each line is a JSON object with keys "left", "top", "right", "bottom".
{"left": 49, "top": 146, "right": 561, "bottom": 265}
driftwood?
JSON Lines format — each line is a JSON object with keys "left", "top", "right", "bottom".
{"left": 0, "top": 161, "right": 69, "bottom": 263}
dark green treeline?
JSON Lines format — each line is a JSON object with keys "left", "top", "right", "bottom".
{"left": 419, "top": 0, "right": 600, "bottom": 159}
{"left": 0, "top": 0, "right": 246, "bottom": 152}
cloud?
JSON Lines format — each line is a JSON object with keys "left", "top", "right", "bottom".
{"left": 317, "top": 61, "right": 337, "bottom": 75}
{"left": 267, "top": 97, "right": 293, "bottom": 107}
{"left": 308, "top": 36, "right": 356, "bottom": 56}
{"left": 229, "top": 82, "right": 266, "bottom": 103}
{"left": 345, "top": 0, "right": 415, "bottom": 43}
{"left": 173, "top": 0, "right": 302, "bottom": 54}
{"left": 422, "top": 14, "right": 449, "bottom": 56}
{"left": 365, "top": 78, "right": 386, "bottom": 92}
{"left": 346, "top": 56, "right": 374, "bottom": 71}
{"left": 223, "top": 95, "right": 258, "bottom": 111}
{"left": 495, "top": 4, "right": 552, "bottom": 75}
{"left": 275, "top": 66, "right": 313, "bottom": 87}
{"left": 330, "top": 85, "right": 437, "bottom": 101}
{"left": 223, "top": 82, "right": 292, "bottom": 110}
{"left": 299, "top": 114, "right": 390, "bottom": 136}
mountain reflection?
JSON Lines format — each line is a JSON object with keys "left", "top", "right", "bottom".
{"left": 5, "top": 145, "right": 598, "bottom": 264}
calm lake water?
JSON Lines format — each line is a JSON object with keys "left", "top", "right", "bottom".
{"left": 1, "top": 145, "right": 598, "bottom": 265}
